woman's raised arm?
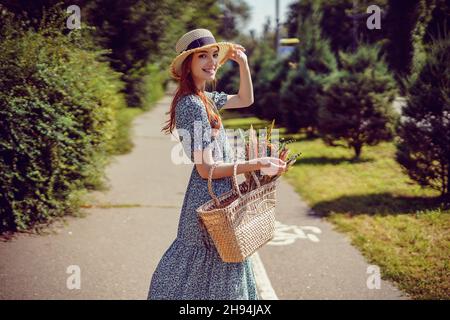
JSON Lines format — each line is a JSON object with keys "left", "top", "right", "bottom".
{"left": 221, "top": 45, "right": 254, "bottom": 109}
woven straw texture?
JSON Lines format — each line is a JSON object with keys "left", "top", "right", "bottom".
{"left": 197, "top": 163, "right": 278, "bottom": 263}
{"left": 175, "top": 29, "right": 214, "bottom": 53}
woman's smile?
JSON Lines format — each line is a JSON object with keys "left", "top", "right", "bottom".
{"left": 202, "top": 67, "right": 216, "bottom": 76}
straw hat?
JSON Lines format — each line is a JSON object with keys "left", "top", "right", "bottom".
{"left": 170, "top": 29, "right": 234, "bottom": 80}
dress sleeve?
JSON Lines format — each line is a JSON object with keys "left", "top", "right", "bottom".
{"left": 209, "top": 91, "right": 229, "bottom": 110}
{"left": 175, "top": 95, "right": 213, "bottom": 163}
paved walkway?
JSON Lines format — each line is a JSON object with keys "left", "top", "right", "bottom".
{"left": 0, "top": 94, "right": 408, "bottom": 299}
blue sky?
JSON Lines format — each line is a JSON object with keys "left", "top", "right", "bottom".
{"left": 243, "top": 0, "right": 298, "bottom": 36}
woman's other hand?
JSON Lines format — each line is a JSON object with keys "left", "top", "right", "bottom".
{"left": 257, "top": 157, "right": 287, "bottom": 176}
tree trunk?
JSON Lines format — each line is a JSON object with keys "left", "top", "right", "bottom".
{"left": 444, "top": 165, "right": 450, "bottom": 201}
{"left": 439, "top": 165, "right": 450, "bottom": 206}
{"left": 353, "top": 143, "right": 362, "bottom": 160}
{"left": 306, "top": 127, "right": 316, "bottom": 139}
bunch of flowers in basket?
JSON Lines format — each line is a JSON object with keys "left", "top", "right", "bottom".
{"left": 236, "top": 120, "right": 300, "bottom": 192}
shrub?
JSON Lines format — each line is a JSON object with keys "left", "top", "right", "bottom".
{"left": 0, "top": 10, "right": 126, "bottom": 232}
{"left": 318, "top": 45, "right": 398, "bottom": 159}
{"left": 396, "top": 36, "right": 450, "bottom": 198}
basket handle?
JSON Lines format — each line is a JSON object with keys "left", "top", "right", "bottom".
{"left": 207, "top": 162, "right": 261, "bottom": 206}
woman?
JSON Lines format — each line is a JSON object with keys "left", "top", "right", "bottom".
{"left": 148, "top": 29, "right": 286, "bottom": 300}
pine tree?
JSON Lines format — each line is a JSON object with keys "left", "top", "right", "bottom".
{"left": 255, "top": 55, "right": 291, "bottom": 123}
{"left": 384, "top": 0, "right": 419, "bottom": 88}
{"left": 280, "top": 0, "right": 337, "bottom": 134}
{"left": 318, "top": 44, "right": 398, "bottom": 159}
{"left": 396, "top": 36, "right": 450, "bottom": 198}
{"left": 248, "top": 20, "right": 289, "bottom": 123}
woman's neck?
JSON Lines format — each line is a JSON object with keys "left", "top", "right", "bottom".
{"left": 194, "top": 77, "right": 206, "bottom": 91}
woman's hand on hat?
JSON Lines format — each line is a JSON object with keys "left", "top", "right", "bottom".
{"left": 227, "top": 44, "right": 248, "bottom": 66}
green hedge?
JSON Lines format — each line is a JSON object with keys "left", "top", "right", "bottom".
{"left": 0, "top": 19, "right": 126, "bottom": 232}
{"left": 127, "top": 62, "right": 167, "bottom": 110}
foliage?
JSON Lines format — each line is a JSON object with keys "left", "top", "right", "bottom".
{"left": 280, "top": 1, "right": 337, "bottom": 134}
{"left": 0, "top": 7, "right": 126, "bottom": 232}
{"left": 318, "top": 45, "right": 398, "bottom": 159}
{"left": 396, "top": 35, "right": 450, "bottom": 198}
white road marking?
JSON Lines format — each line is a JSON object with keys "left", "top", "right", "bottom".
{"left": 268, "top": 221, "right": 322, "bottom": 245}
{"left": 250, "top": 252, "right": 279, "bottom": 300}
{"left": 250, "top": 221, "right": 322, "bottom": 299}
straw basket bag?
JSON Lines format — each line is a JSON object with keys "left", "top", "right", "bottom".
{"left": 197, "top": 162, "right": 278, "bottom": 263}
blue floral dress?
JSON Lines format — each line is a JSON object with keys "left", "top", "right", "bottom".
{"left": 147, "top": 91, "right": 259, "bottom": 300}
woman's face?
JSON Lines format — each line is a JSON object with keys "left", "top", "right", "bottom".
{"left": 190, "top": 46, "right": 219, "bottom": 83}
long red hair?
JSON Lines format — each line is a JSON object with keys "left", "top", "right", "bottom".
{"left": 162, "top": 53, "right": 222, "bottom": 135}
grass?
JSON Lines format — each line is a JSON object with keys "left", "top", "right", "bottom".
{"left": 223, "top": 116, "right": 450, "bottom": 300}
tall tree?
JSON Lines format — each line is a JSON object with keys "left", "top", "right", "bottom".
{"left": 286, "top": 0, "right": 387, "bottom": 56}
{"left": 217, "top": 0, "right": 251, "bottom": 40}
{"left": 383, "top": 0, "right": 420, "bottom": 88}
{"left": 424, "top": 0, "right": 450, "bottom": 44}
{"left": 280, "top": 0, "right": 337, "bottom": 134}
{"left": 409, "top": 0, "right": 437, "bottom": 78}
